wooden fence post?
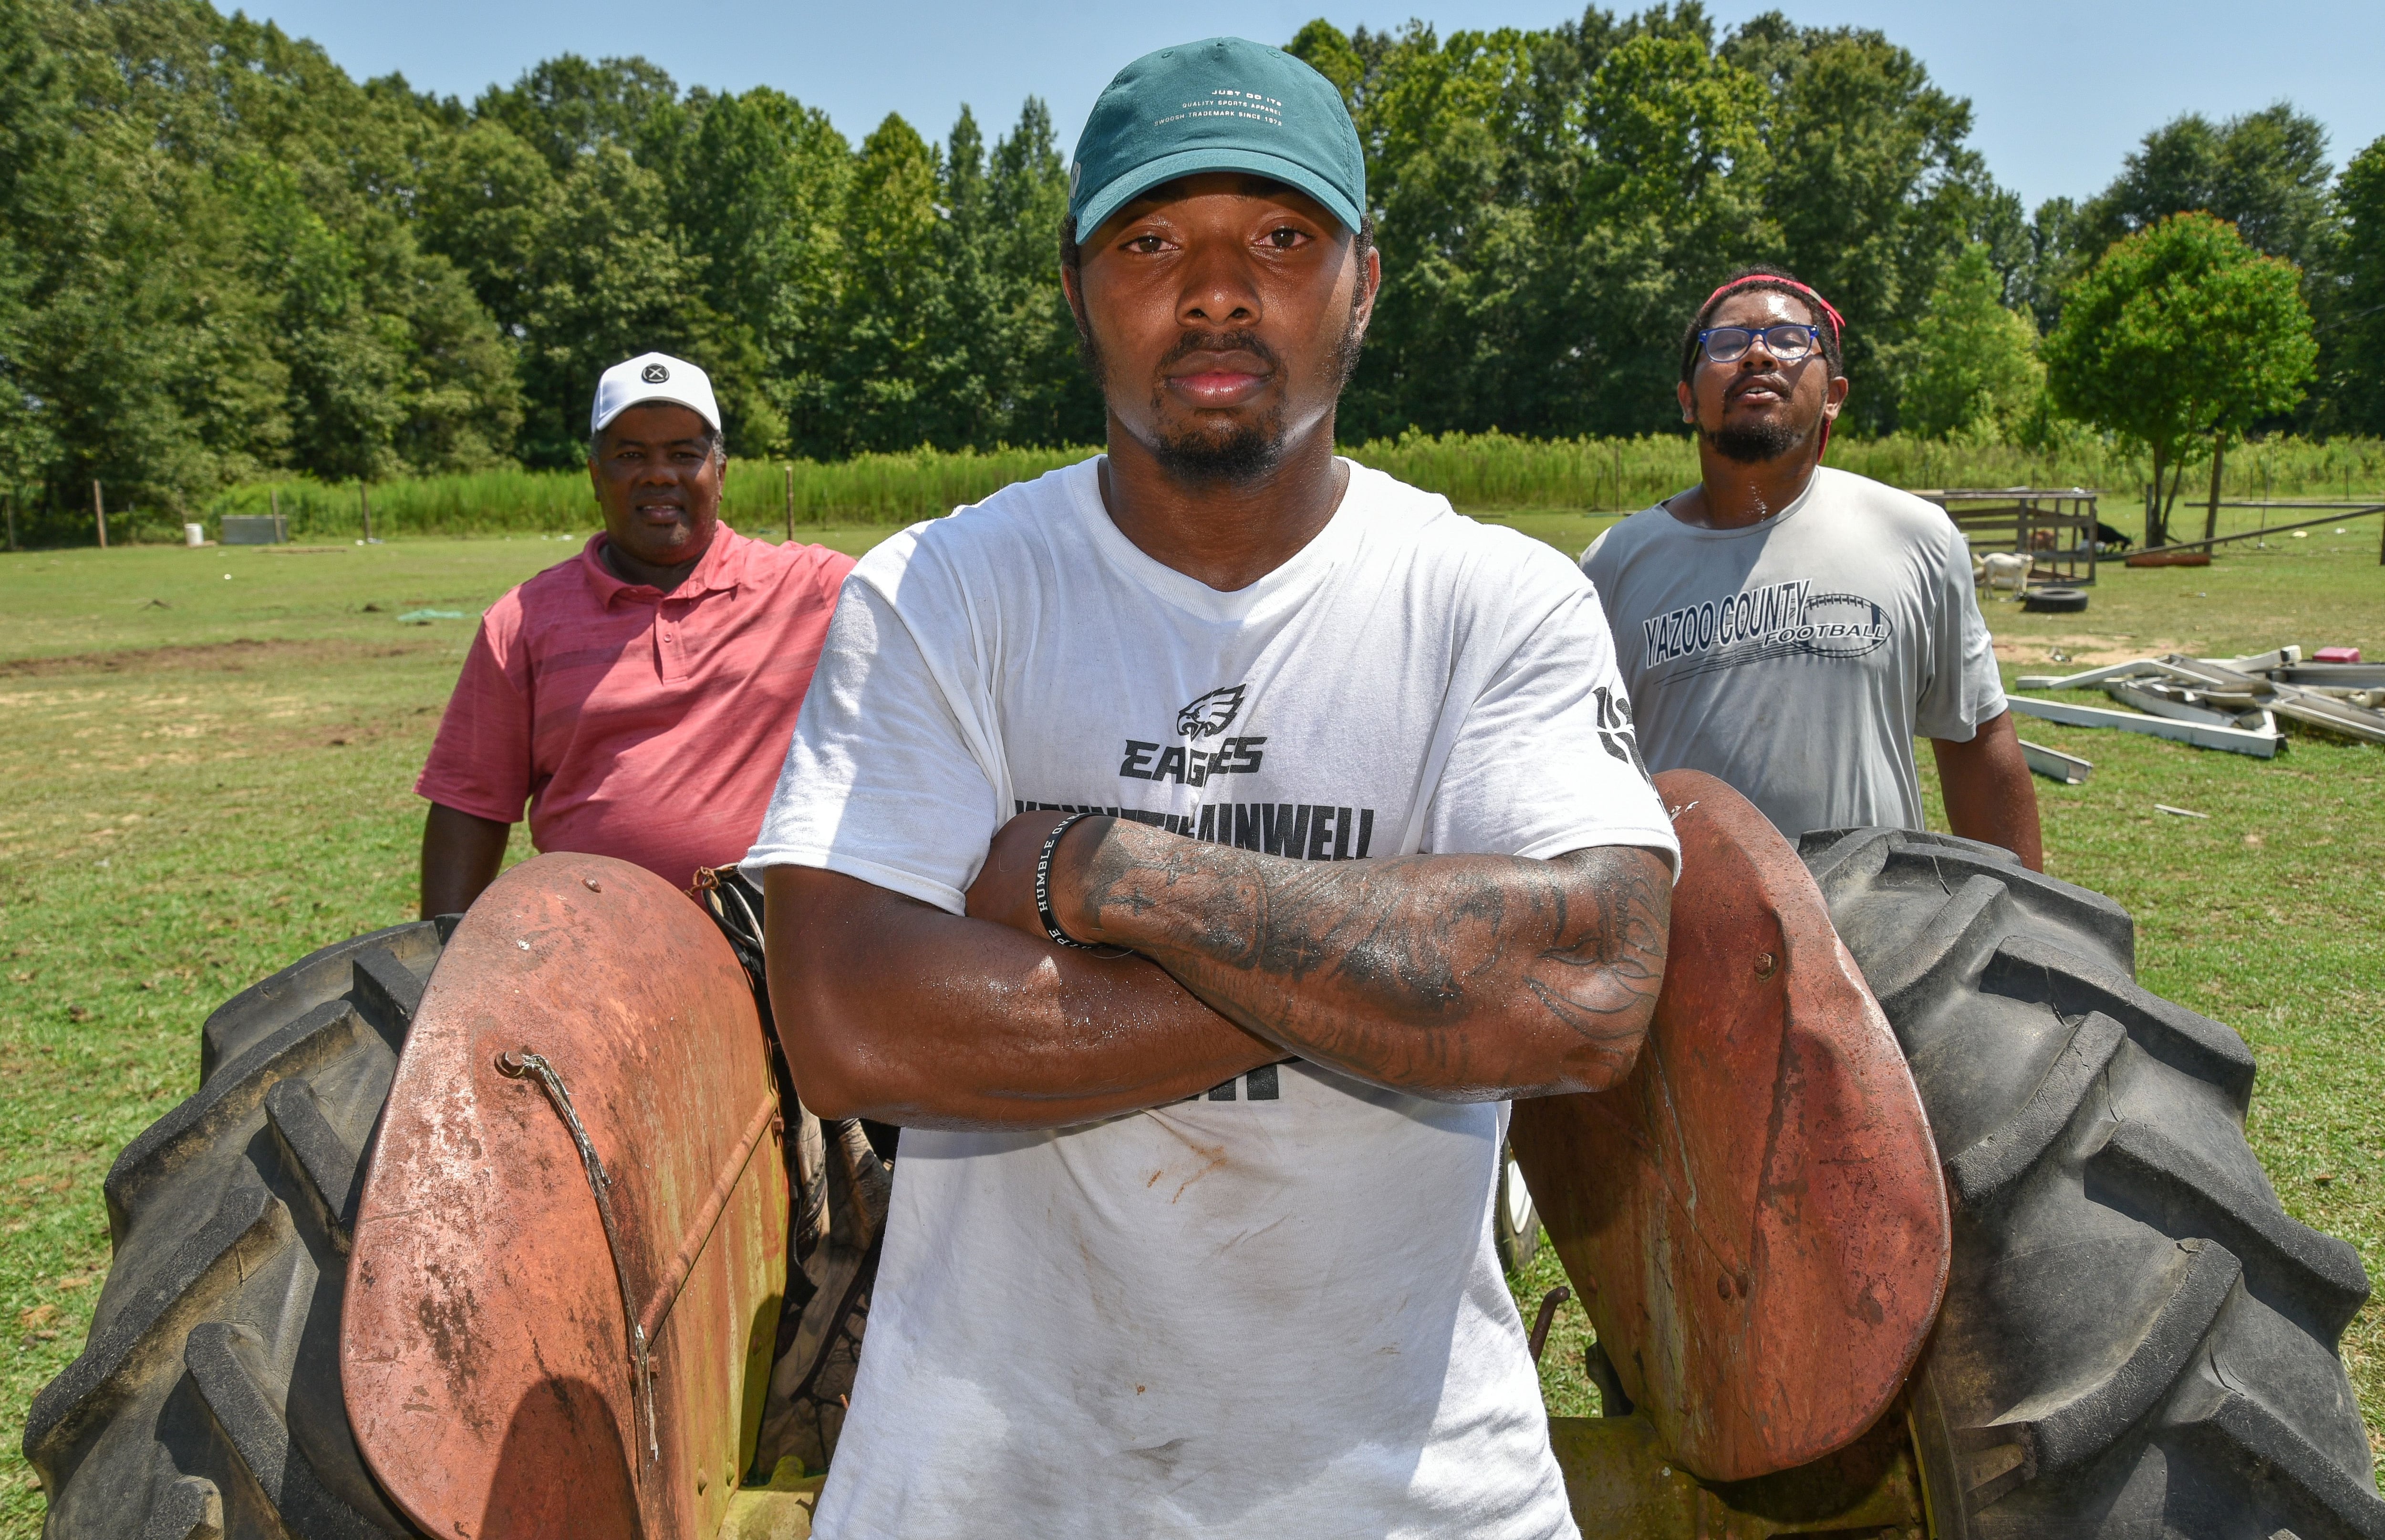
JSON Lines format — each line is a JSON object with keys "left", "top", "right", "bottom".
{"left": 361, "top": 483, "right": 373, "bottom": 543}
{"left": 4, "top": 492, "right": 15, "bottom": 552}
{"left": 93, "top": 480, "right": 106, "bottom": 549}
{"left": 783, "top": 464, "right": 793, "bottom": 541}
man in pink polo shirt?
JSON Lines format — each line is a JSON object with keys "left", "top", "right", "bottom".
{"left": 415, "top": 351, "right": 854, "bottom": 916}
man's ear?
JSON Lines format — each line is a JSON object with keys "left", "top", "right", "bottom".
{"left": 1351, "top": 241, "right": 1383, "bottom": 340}
{"left": 1676, "top": 379, "right": 1696, "bottom": 425}
{"left": 1824, "top": 373, "right": 1850, "bottom": 417}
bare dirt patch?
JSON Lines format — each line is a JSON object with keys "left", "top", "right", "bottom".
{"left": 1990, "top": 632, "right": 2195, "bottom": 667}
{"left": 0, "top": 639, "right": 432, "bottom": 679}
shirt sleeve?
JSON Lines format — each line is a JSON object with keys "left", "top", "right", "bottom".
{"left": 1914, "top": 517, "right": 2008, "bottom": 741}
{"left": 741, "top": 568, "right": 1002, "bottom": 915}
{"left": 1425, "top": 543, "right": 1681, "bottom": 874}
{"left": 415, "top": 603, "right": 532, "bottom": 824}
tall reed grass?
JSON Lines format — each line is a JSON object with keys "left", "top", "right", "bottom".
{"left": 68, "top": 431, "right": 2385, "bottom": 545}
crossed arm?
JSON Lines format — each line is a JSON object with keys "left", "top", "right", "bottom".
{"left": 762, "top": 811, "right": 1671, "bottom": 1129}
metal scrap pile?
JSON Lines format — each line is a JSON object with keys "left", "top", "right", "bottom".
{"left": 2009, "top": 646, "right": 2385, "bottom": 774}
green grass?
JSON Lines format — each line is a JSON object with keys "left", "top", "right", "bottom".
{"left": 31, "top": 430, "right": 2378, "bottom": 547}
{"left": 0, "top": 521, "right": 2379, "bottom": 1534}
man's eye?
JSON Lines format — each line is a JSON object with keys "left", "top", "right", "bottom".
{"left": 1126, "top": 235, "right": 1167, "bottom": 254}
{"left": 1265, "top": 227, "right": 1305, "bottom": 248}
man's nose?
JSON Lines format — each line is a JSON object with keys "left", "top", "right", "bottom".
{"left": 1177, "top": 242, "right": 1261, "bottom": 327}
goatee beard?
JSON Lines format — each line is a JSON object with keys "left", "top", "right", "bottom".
{"left": 1704, "top": 416, "right": 1810, "bottom": 465}
{"left": 1151, "top": 412, "right": 1286, "bottom": 484}
{"left": 1078, "top": 289, "right": 1371, "bottom": 489}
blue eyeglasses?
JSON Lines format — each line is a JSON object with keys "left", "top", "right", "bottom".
{"left": 1698, "top": 324, "right": 1822, "bottom": 364}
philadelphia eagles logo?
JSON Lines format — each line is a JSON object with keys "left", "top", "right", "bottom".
{"left": 1175, "top": 684, "right": 1246, "bottom": 740}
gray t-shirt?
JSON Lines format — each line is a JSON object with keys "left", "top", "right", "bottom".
{"left": 1580, "top": 465, "right": 2004, "bottom": 839}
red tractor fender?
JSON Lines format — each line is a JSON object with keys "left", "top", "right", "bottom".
{"left": 342, "top": 853, "right": 787, "bottom": 1540}
{"left": 1512, "top": 770, "right": 1951, "bottom": 1482}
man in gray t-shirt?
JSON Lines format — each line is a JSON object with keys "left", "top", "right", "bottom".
{"left": 1583, "top": 266, "right": 2043, "bottom": 866}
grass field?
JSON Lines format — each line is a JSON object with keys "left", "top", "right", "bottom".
{"left": 32, "top": 430, "right": 2379, "bottom": 545}
{"left": 0, "top": 516, "right": 2379, "bottom": 1533}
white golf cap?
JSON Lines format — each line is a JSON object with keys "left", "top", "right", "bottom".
{"left": 590, "top": 351, "right": 721, "bottom": 437}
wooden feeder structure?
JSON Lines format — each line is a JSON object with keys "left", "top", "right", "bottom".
{"left": 1915, "top": 486, "right": 2100, "bottom": 586}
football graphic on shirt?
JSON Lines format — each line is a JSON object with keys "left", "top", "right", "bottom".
{"left": 1174, "top": 684, "right": 1246, "bottom": 740}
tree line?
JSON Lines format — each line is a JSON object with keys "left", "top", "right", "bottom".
{"left": 0, "top": 0, "right": 2380, "bottom": 525}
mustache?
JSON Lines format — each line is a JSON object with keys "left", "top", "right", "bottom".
{"left": 1157, "top": 329, "right": 1281, "bottom": 374}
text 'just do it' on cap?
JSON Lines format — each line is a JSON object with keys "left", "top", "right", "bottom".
{"left": 1068, "top": 37, "right": 1366, "bottom": 243}
{"left": 591, "top": 352, "right": 722, "bottom": 438}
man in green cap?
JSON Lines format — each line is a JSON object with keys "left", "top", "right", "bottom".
{"left": 749, "top": 36, "right": 1670, "bottom": 1535}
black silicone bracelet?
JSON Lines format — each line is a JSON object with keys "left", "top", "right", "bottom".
{"left": 1034, "top": 814, "right": 1128, "bottom": 956}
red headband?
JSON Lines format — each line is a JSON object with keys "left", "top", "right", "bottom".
{"left": 1700, "top": 275, "right": 1844, "bottom": 461}
{"left": 1702, "top": 275, "right": 1845, "bottom": 340}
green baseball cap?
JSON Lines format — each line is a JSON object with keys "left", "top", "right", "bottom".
{"left": 1068, "top": 37, "right": 1366, "bottom": 242}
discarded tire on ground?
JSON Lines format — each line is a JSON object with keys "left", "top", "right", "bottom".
{"left": 21, "top": 922, "right": 445, "bottom": 1538}
{"left": 1802, "top": 826, "right": 2382, "bottom": 1540}
{"left": 2020, "top": 585, "right": 2089, "bottom": 614}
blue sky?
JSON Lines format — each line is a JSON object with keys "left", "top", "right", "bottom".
{"left": 242, "top": 0, "right": 2381, "bottom": 212}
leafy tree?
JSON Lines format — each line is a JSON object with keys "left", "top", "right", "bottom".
{"left": 474, "top": 54, "right": 680, "bottom": 175}
{"left": 2083, "top": 104, "right": 2336, "bottom": 273}
{"left": 2329, "top": 136, "right": 2385, "bottom": 436}
{"left": 1893, "top": 242, "right": 2041, "bottom": 440}
{"left": 817, "top": 115, "right": 943, "bottom": 454}
{"left": 1722, "top": 13, "right": 2002, "bottom": 432}
{"left": 2043, "top": 212, "right": 2314, "bottom": 546}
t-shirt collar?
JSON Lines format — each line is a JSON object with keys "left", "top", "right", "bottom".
{"left": 581, "top": 525, "right": 749, "bottom": 605}
{"left": 1659, "top": 465, "right": 1830, "bottom": 539}
{"left": 1063, "top": 456, "right": 1365, "bottom": 625}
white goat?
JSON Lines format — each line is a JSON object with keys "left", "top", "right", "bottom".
{"left": 1978, "top": 551, "right": 2030, "bottom": 596}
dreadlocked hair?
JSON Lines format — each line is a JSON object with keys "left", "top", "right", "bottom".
{"left": 1679, "top": 266, "right": 1845, "bottom": 385}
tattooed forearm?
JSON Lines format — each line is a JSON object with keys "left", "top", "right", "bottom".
{"left": 1053, "top": 821, "right": 1671, "bottom": 1100}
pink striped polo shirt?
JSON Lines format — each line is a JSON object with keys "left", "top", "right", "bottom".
{"left": 417, "top": 527, "right": 855, "bottom": 889}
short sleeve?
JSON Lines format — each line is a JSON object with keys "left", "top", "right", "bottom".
{"left": 1424, "top": 548, "right": 1680, "bottom": 874}
{"left": 1914, "top": 519, "right": 2008, "bottom": 741}
{"left": 415, "top": 607, "right": 532, "bottom": 824}
{"left": 741, "top": 573, "right": 1004, "bottom": 914}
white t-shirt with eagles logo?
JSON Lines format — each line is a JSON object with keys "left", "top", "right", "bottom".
{"left": 745, "top": 455, "right": 1675, "bottom": 1540}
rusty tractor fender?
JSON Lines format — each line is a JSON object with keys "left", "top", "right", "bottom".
{"left": 1514, "top": 770, "right": 1951, "bottom": 1484}
{"left": 342, "top": 853, "right": 789, "bottom": 1540}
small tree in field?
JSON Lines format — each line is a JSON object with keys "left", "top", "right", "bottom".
{"left": 2043, "top": 212, "right": 2313, "bottom": 546}
{"left": 1895, "top": 242, "right": 2043, "bottom": 441}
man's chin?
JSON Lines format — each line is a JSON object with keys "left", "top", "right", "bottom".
{"left": 1705, "top": 415, "right": 1813, "bottom": 465}
{"left": 1149, "top": 418, "right": 1284, "bottom": 485}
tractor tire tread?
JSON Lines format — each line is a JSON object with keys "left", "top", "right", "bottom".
{"left": 23, "top": 1184, "right": 288, "bottom": 1467}
{"left": 2016, "top": 1237, "right": 2240, "bottom": 1473}
{"left": 105, "top": 1001, "right": 367, "bottom": 1243}
{"left": 1984, "top": 933, "right": 2257, "bottom": 1109}
{"left": 200, "top": 926, "right": 437, "bottom": 1083}
{"left": 185, "top": 1323, "right": 385, "bottom": 1540}
{"left": 262, "top": 1079, "right": 362, "bottom": 1252}
{"left": 1806, "top": 827, "right": 2376, "bottom": 1540}
{"left": 2090, "top": 1121, "right": 2370, "bottom": 1334}
{"left": 26, "top": 929, "right": 437, "bottom": 1538}
{"left": 138, "top": 1476, "right": 224, "bottom": 1540}
{"left": 1944, "top": 1012, "right": 2125, "bottom": 1208}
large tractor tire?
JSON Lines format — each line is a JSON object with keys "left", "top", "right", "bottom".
{"left": 23, "top": 907, "right": 886, "bottom": 1539}
{"left": 21, "top": 922, "right": 446, "bottom": 1538}
{"left": 1802, "top": 827, "right": 2381, "bottom": 1540}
